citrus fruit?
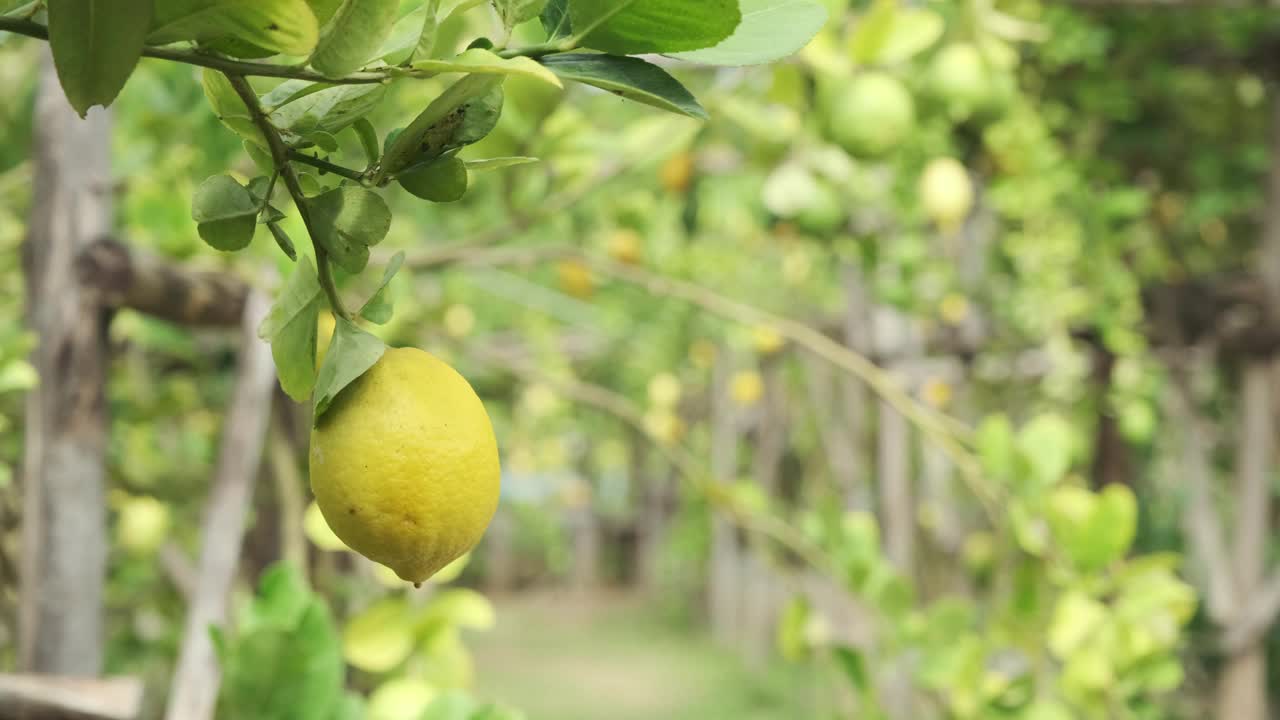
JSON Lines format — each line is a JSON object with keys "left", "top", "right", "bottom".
{"left": 919, "top": 157, "right": 974, "bottom": 231}
{"left": 310, "top": 348, "right": 501, "bottom": 585}
{"left": 557, "top": 259, "right": 595, "bottom": 299}
{"left": 116, "top": 496, "right": 170, "bottom": 555}
{"left": 929, "top": 43, "right": 992, "bottom": 119}
{"left": 647, "top": 372, "right": 683, "bottom": 409}
{"left": 607, "top": 229, "right": 644, "bottom": 265}
{"left": 398, "top": 156, "right": 469, "bottom": 203}
{"left": 660, "top": 151, "right": 695, "bottom": 194}
{"left": 794, "top": 179, "right": 846, "bottom": 234}
{"left": 751, "top": 325, "right": 786, "bottom": 355}
{"left": 826, "top": 72, "right": 916, "bottom": 159}
{"left": 730, "top": 371, "right": 765, "bottom": 407}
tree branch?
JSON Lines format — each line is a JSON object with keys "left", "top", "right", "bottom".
{"left": 77, "top": 238, "right": 249, "bottom": 327}
{"left": 165, "top": 291, "right": 276, "bottom": 720}
{"left": 0, "top": 674, "right": 142, "bottom": 720}
{"left": 224, "top": 74, "right": 349, "bottom": 319}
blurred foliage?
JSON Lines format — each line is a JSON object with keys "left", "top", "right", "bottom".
{"left": 5, "top": 0, "right": 1280, "bottom": 718}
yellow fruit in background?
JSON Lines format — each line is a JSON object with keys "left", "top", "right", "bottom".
{"left": 304, "top": 500, "right": 349, "bottom": 552}
{"left": 643, "top": 409, "right": 685, "bottom": 445}
{"left": 367, "top": 677, "right": 437, "bottom": 720}
{"left": 647, "top": 372, "right": 683, "bottom": 409}
{"left": 826, "top": 71, "right": 916, "bottom": 159}
{"left": 921, "top": 377, "right": 954, "bottom": 409}
{"left": 939, "top": 293, "right": 971, "bottom": 325}
{"left": 607, "top": 229, "right": 644, "bottom": 265}
{"left": 310, "top": 348, "right": 501, "bottom": 585}
{"left": 660, "top": 151, "right": 695, "bottom": 194}
{"left": 730, "top": 371, "right": 765, "bottom": 408}
{"left": 520, "top": 383, "right": 560, "bottom": 419}
{"left": 317, "top": 310, "right": 336, "bottom": 366}
{"left": 116, "top": 496, "right": 170, "bottom": 555}
{"left": 783, "top": 249, "right": 813, "bottom": 286}
{"left": 689, "top": 339, "right": 718, "bottom": 369}
{"left": 751, "top": 325, "right": 786, "bottom": 355}
{"left": 443, "top": 304, "right": 476, "bottom": 338}
{"left": 557, "top": 259, "right": 595, "bottom": 299}
{"left": 919, "top": 157, "right": 974, "bottom": 231}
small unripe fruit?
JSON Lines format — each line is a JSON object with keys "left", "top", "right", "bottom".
{"left": 919, "top": 157, "right": 974, "bottom": 231}
{"left": 826, "top": 72, "right": 916, "bottom": 159}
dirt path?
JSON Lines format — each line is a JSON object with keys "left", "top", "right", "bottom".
{"left": 468, "top": 589, "right": 815, "bottom": 720}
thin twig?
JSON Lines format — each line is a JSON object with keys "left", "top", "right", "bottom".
{"left": 224, "top": 74, "right": 349, "bottom": 319}
{"left": 286, "top": 150, "right": 366, "bottom": 183}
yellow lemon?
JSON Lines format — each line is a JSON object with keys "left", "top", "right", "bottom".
{"left": 643, "top": 409, "right": 685, "bottom": 445}
{"left": 310, "top": 348, "right": 501, "bottom": 585}
{"left": 443, "top": 304, "right": 476, "bottom": 338}
{"left": 116, "top": 496, "right": 171, "bottom": 555}
{"left": 751, "top": 325, "right": 786, "bottom": 355}
{"left": 730, "top": 371, "right": 765, "bottom": 408}
{"left": 557, "top": 259, "right": 595, "bottom": 299}
{"left": 660, "top": 151, "right": 695, "bottom": 194}
{"left": 607, "top": 229, "right": 644, "bottom": 265}
{"left": 317, "top": 310, "right": 337, "bottom": 366}
{"left": 647, "top": 372, "right": 683, "bottom": 409}
{"left": 919, "top": 157, "right": 974, "bottom": 231}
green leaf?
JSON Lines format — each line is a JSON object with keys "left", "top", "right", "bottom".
{"left": 343, "top": 597, "right": 418, "bottom": 672}
{"left": 313, "top": 316, "right": 387, "bottom": 421}
{"left": 191, "top": 175, "right": 258, "bottom": 251}
{"left": 464, "top": 156, "right": 539, "bottom": 172}
{"left": 308, "top": 186, "right": 392, "bottom": 273}
{"left": 310, "top": 0, "right": 400, "bottom": 76}
{"left": 850, "top": 6, "right": 943, "bottom": 66}
{"left": 832, "top": 646, "right": 869, "bottom": 694}
{"left": 46, "top": 0, "right": 151, "bottom": 117}
{"left": 672, "top": 0, "right": 826, "bottom": 66}
{"left": 399, "top": 157, "right": 470, "bottom": 202}
{"left": 149, "top": 0, "right": 320, "bottom": 56}
{"left": 1018, "top": 413, "right": 1074, "bottom": 488}
{"left": 259, "top": 257, "right": 323, "bottom": 401}
{"left": 204, "top": 70, "right": 266, "bottom": 147}
{"left": 378, "top": 0, "right": 440, "bottom": 65}
{"left": 539, "top": 0, "right": 570, "bottom": 39}
{"left": 776, "top": 595, "right": 810, "bottom": 662}
{"left": 494, "top": 0, "right": 548, "bottom": 31}
{"left": 270, "top": 84, "right": 387, "bottom": 136}
{"left": 411, "top": 48, "right": 562, "bottom": 88}
{"left": 570, "top": 0, "right": 740, "bottom": 55}
{"left": 352, "top": 117, "right": 381, "bottom": 165}
{"left": 307, "top": 0, "right": 345, "bottom": 25}
{"left": 359, "top": 251, "right": 404, "bottom": 324}
{"left": 378, "top": 73, "right": 505, "bottom": 180}
{"left": 268, "top": 223, "right": 298, "bottom": 260}
{"left": 420, "top": 690, "right": 480, "bottom": 720}
{"left": 539, "top": 53, "right": 706, "bottom": 120}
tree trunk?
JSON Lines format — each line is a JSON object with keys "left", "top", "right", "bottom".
{"left": 19, "top": 54, "right": 113, "bottom": 676}
{"left": 1215, "top": 647, "right": 1268, "bottom": 720}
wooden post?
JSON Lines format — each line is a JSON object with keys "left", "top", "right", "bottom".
{"left": 165, "top": 292, "right": 275, "bottom": 720}
{"left": 19, "top": 54, "right": 113, "bottom": 676}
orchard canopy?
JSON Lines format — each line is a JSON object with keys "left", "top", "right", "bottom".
{"left": 1, "top": 2, "right": 1280, "bottom": 720}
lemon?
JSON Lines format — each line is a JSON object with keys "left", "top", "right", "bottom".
{"left": 929, "top": 43, "right": 993, "bottom": 120}
{"left": 751, "top": 325, "right": 786, "bottom": 355}
{"left": 660, "top": 151, "right": 695, "bottom": 194}
{"left": 310, "top": 348, "right": 501, "bottom": 585}
{"left": 643, "top": 409, "right": 685, "bottom": 445}
{"left": 826, "top": 72, "right": 915, "bottom": 159}
{"left": 730, "top": 370, "right": 765, "bottom": 407}
{"left": 556, "top": 259, "right": 595, "bottom": 299}
{"left": 443, "top": 304, "right": 476, "bottom": 338}
{"left": 607, "top": 229, "right": 644, "bottom": 265}
{"left": 919, "top": 157, "right": 974, "bottom": 231}
{"left": 317, "top": 310, "right": 337, "bottom": 366}
{"left": 116, "top": 496, "right": 171, "bottom": 555}
{"left": 647, "top": 372, "right": 683, "bottom": 409}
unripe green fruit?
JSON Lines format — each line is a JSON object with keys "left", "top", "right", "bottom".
{"left": 929, "top": 43, "right": 992, "bottom": 119}
{"left": 795, "top": 180, "right": 846, "bottom": 234}
{"left": 398, "top": 157, "right": 469, "bottom": 203}
{"left": 825, "top": 72, "right": 916, "bottom": 159}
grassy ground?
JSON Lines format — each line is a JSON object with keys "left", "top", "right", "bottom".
{"left": 469, "top": 589, "right": 818, "bottom": 720}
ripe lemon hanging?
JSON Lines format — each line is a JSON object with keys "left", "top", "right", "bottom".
{"left": 310, "top": 347, "right": 501, "bottom": 585}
